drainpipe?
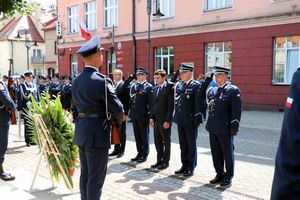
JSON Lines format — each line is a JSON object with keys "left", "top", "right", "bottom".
{"left": 132, "top": 0, "right": 136, "bottom": 73}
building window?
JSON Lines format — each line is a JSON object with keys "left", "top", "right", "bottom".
{"left": 155, "top": 46, "right": 174, "bottom": 75}
{"left": 85, "top": 1, "right": 97, "bottom": 31}
{"left": 33, "top": 69, "right": 43, "bottom": 76}
{"left": 273, "top": 36, "right": 300, "bottom": 84}
{"left": 104, "top": 0, "right": 118, "bottom": 28}
{"left": 70, "top": 54, "right": 78, "bottom": 77}
{"left": 155, "top": 0, "right": 174, "bottom": 19}
{"left": 107, "top": 50, "right": 116, "bottom": 74}
{"left": 205, "top": 41, "right": 232, "bottom": 73}
{"left": 205, "top": 0, "right": 233, "bottom": 11}
{"left": 33, "top": 49, "right": 42, "bottom": 57}
{"left": 68, "top": 5, "right": 79, "bottom": 33}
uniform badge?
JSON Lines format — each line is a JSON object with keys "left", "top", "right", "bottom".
{"left": 107, "top": 83, "right": 115, "bottom": 94}
{"left": 285, "top": 97, "right": 293, "bottom": 109}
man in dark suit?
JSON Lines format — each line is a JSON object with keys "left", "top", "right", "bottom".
{"left": 149, "top": 69, "right": 174, "bottom": 170}
{"left": 108, "top": 69, "right": 131, "bottom": 158}
{"left": 271, "top": 68, "right": 300, "bottom": 200}
{"left": 72, "top": 36, "right": 123, "bottom": 200}
{"left": 129, "top": 67, "right": 153, "bottom": 163}
{"left": 17, "top": 71, "right": 39, "bottom": 147}
{"left": 0, "top": 80, "right": 16, "bottom": 181}
{"left": 206, "top": 66, "right": 242, "bottom": 187}
{"left": 173, "top": 64, "right": 206, "bottom": 177}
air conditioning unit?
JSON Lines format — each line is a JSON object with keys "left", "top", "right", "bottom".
{"left": 56, "top": 21, "right": 62, "bottom": 38}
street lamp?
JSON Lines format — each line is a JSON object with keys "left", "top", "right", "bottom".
{"left": 147, "top": 0, "right": 164, "bottom": 78}
{"left": 15, "top": 28, "right": 38, "bottom": 70}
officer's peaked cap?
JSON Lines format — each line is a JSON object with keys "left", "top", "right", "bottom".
{"left": 77, "top": 36, "right": 104, "bottom": 57}
{"left": 24, "top": 70, "right": 33, "bottom": 77}
{"left": 213, "top": 66, "right": 230, "bottom": 74}
{"left": 39, "top": 75, "right": 46, "bottom": 80}
{"left": 179, "top": 63, "right": 194, "bottom": 73}
{"left": 136, "top": 67, "right": 148, "bottom": 75}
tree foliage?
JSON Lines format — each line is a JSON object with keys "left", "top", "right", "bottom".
{"left": 0, "top": 0, "right": 36, "bottom": 16}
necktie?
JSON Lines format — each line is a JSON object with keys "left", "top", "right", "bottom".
{"left": 157, "top": 86, "right": 161, "bottom": 97}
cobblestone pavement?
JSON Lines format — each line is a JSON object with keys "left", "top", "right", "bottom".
{"left": 1, "top": 110, "right": 283, "bottom": 200}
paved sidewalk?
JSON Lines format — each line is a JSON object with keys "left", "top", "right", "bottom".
{"left": 1, "top": 110, "right": 283, "bottom": 200}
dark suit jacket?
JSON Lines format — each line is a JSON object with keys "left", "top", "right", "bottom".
{"left": 150, "top": 81, "right": 174, "bottom": 125}
{"left": 115, "top": 80, "right": 130, "bottom": 115}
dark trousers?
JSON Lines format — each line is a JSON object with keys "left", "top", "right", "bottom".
{"left": 0, "top": 126, "right": 9, "bottom": 165}
{"left": 154, "top": 122, "right": 171, "bottom": 164}
{"left": 24, "top": 116, "right": 31, "bottom": 145}
{"left": 132, "top": 120, "right": 149, "bottom": 158}
{"left": 177, "top": 125, "right": 198, "bottom": 171}
{"left": 79, "top": 146, "right": 108, "bottom": 200}
{"left": 209, "top": 132, "right": 234, "bottom": 178}
{"left": 113, "top": 121, "right": 126, "bottom": 153}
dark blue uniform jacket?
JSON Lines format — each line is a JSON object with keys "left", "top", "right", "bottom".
{"left": 72, "top": 66, "right": 123, "bottom": 148}
{"left": 271, "top": 68, "right": 300, "bottom": 200}
{"left": 206, "top": 82, "right": 242, "bottom": 135}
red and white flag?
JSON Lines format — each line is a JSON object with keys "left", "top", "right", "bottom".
{"left": 80, "top": 22, "right": 91, "bottom": 40}
{"left": 285, "top": 97, "right": 293, "bottom": 109}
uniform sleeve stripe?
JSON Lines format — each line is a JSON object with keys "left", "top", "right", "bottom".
{"left": 231, "top": 119, "right": 240, "bottom": 124}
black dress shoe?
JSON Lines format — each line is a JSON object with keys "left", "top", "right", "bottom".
{"left": 220, "top": 178, "right": 232, "bottom": 187}
{"left": 136, "top": 156, "right": 147, "bottom": 163}
{"left": 157, "top": 163, "right": 169, "bottom": 170}
{"left": 210, "top": 174, "right": 224, "bottom": 184}
{"left": 151, "top": 162, "right": 162, "bottom": 168}
{"left": 175, "top": 167, "right": 186, "bottom": 174}
{"left": 116, "top": 152, "right": 124, "bottom": 158}
{"left": 109, "top": 151, "right": 119, "bottom": 156}
{"left": 131, "top": 154, "right": 140, "bottom": 161}
{"left": 183, "top": 170, "right": 194, "bottom": 177}
{"left": 0, "top": 172, "right": 15, "bottom": 181}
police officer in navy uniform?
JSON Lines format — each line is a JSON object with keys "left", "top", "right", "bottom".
{"left": 149, "top": 69, "right": 174, "bottom": 170}
{"left": 61, "top": 76, "right": 72, "bottom": 111}
{"left": 271, "top": 68, "right": 300, "bottom": 200}
{"left": 173, "top": 64, "right": 206, "bottom": 177}
{"left": 49, "top": 73, "right": 61, "bottom": 99}
{"left": 0, "top": 80, "right": 16, "bottom": 181}
{"left": 38, "top": 75, "right": 48, "bottom": 95}
{"left": 72, "top": 36, "right": 123, "bottom": 200}
{"left": 206, "top": 66, "right": 242, "bottom": 187}
{"left": 129, "top": 67, "right": 153, "bottom": 163}
{"left": 17, "top": 71, "right": 39, "bottom": 146}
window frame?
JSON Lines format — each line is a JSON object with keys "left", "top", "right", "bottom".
{"left": 154, "top": 46, "right": 174, "bottom": 75}
{"left": 70, "top": 54, "right": 78, "bottom": 77}
{"left": 205, "top": 41, "right": 232, "bottom": 73}
{"left": 107, "top": 50, "right": 117, "bottom": 74}
{"left": 85, "top": 1, "right": 97, "bottom": 31}
{"left": 67, "top": 5, "right": 79, "bottom": 34}
{"left": 272, "top": 36, "right": 300, "bottom": 85}
{"left": 204, "top": 0, "right": 233, "bottom": 12}
{"left": 103, "top": 0, "right": 119, "bottom": 28}
{"left": 33, "top": 49, "right": 42, "bottom": 57}
{"left": 154, "top": 0, "right": 175, "bottom": 20}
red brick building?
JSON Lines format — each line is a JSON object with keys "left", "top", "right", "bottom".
{"left": 57, "top": 0, "right": 300, "bottom": 110}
